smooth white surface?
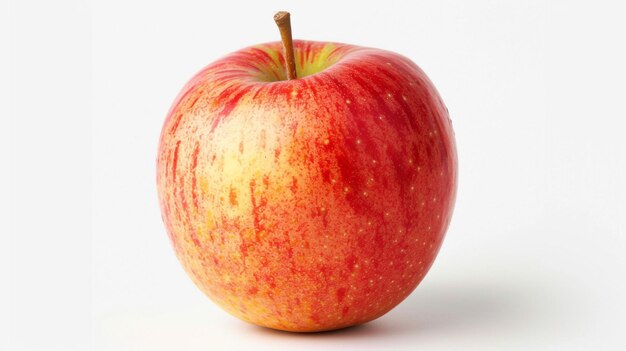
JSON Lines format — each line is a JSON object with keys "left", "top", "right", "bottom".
{"left": 3, "top": 1, "right": 92, "bottom": 350}
{"left": 5, "top": 0, "right": 626, "bottom": 350}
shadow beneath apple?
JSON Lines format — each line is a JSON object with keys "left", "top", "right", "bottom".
{"left": 245, "top": 281, "right": 536, "bottom": 340}
{"left": 375, "top": 282, "right": 530, "bottom": 337}
{"left": 249, "top": 322, "right": 376, "bottom": 339}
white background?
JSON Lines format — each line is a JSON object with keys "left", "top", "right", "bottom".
{"left": 3, "top": 0, "right": 626, "bottom": 350}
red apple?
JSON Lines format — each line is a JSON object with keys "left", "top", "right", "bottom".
{"left": 157, "top": 14, "right": 456, "bottom": 332}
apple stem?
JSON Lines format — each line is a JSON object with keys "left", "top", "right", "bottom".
{"left": 273, "top": 11, "right": 297, "bottom": 80}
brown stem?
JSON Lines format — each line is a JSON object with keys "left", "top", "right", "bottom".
{"left": 273, "top": 11, "right": 297, "bottom": 80}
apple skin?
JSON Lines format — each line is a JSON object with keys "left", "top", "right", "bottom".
{"left": 157, "top": 40, "right": 457, "bottom": 332}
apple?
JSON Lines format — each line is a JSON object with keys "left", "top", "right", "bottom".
{"left": 157, "top": 12, "right": 457, "bottom": 332}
